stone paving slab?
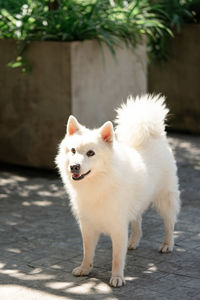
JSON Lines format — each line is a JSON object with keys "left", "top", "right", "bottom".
{"left": 0, "top": 133, "right": 200, "bottom": 300}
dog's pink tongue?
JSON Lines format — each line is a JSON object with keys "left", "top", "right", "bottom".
{"left": 73, "top": 173, "right": 79, "bottom": 178}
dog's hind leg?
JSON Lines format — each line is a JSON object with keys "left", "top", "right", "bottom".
{"left": 128, "top": 215, "right": 142, "bottom": 250}
{"left": 154, "top": 190, "right": 180, "bottom": 253}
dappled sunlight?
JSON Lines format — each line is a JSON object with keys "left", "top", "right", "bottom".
{"left": 0, "top": 279, "right": 114, "bottom": 300}
{"left": 5, "top": 248, "right": 21, "bottom": 254}
{"left": 0, "top": 133, "right": 200, "bottom": 299}
{"left": 7, "top": 271, "right": 55, "bottom": 281}
{"left": 125, "top": 276, "right": 139, "bottom": 281}
{"left": 22, "top": 200, "right": 52, "bottom": 207}
{"left": 0, "top": 168, "right": 66, "bottom": 209}
{"left": 25, "top": 184, "right": 43, "bottom": 191}
{"left": 194, "top": 164, "right": 200, "bottom": 171}
{"left": 175, "top": 247, "right": 186, "bottom": 252}
{"left": 0, "top": 263, "right": 5, "bottom": 268}
{"left": 0, "top": 285, "right": 67, "bottom": 300}
{"left": 5, "top": 221, "right": 18, "bottom": 226}
{"left": 144, "top": 263, "right": 158, "bottom": 273}
{"left": 38, "top": 190, "right": 56, "bottom": 197}
{"left": 0, "top": 194, "right": 8, "bottom": 199}
{"left": 45, "top": 281, "right": 73, "bottom": 290}
{"left": 174, "top": 230, "right": 184, "bottom": 236}
{"left": 0, "top": 228, "right": 199, "bottom": 298}
{"left": 0, "top": 175, "right": 27, "bottom": 185}
{"left": 168, "top": 134, "right": 200, "bottom": 167}
{"left": 66, "top": 279, "right": 112, "bottom": 295}
{"left": 174, "top": 230, "right": 186, "bottom": 239}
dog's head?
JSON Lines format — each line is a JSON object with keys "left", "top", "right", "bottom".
{"left": 56, "top": 115, "right": 114, "bottom": 183}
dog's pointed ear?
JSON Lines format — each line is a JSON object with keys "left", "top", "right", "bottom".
{"left": 67, "top": 115, "right": 80, "bottom": 136}
{"left": 99, "top": 121, "right": 114, "bottom": 144}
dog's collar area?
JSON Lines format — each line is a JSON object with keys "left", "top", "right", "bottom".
{"left": 72, "top": 170, "right": 91, "bottom": 181}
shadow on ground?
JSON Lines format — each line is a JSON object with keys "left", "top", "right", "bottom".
{"left": 0, "top": 133, "right": 200, "bottom": 299}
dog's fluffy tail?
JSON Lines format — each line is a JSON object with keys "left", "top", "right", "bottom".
{"left": 115, "top": 94, "right": 169, "bottom": 148}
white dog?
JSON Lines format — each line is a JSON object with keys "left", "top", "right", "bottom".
{"left": 56, "top": 94, "right": 180, "bottom": 287}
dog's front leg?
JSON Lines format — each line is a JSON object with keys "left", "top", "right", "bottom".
{"left": 110, "top": 226, "right": 128, "bottom": 287}
{"left": 72, "top": 223, "right": 99, "bottom": 276}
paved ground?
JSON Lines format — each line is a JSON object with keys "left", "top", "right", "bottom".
{"left": 0, "top": 133, "right": 200, "bottom": 300}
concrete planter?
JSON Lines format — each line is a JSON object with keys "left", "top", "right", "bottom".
{"left": 0, "top": 40, "right": 147, "bottom": 169}
{"left": 148, "top": 24, "right": 200, "bottom": 133}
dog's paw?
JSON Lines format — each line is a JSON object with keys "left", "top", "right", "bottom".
{"left": 109, "top": 276, "right": 126, "bottom": 287}
{"left": 159, "top": 242, "right": 173, "bottom": 253}
{"left": 128, "top": 241, "right": 139, "bottom": 250}
{"left": 72, "top": 266, "right": 91, "bottom": 276}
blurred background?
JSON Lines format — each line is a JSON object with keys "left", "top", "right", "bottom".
{"left": 0, "top": 0, "right": 199, "bottom": 169}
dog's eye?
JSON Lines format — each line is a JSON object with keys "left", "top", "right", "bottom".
{"left": 71, "top": 148, "right": 76, "bottom": 154}
{"left": 86, "top": 150, "right": 95, "bottom": 157}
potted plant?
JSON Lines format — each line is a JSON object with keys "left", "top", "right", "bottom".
{"left": 0, "top": 0, "right": 170, "bottom": 168}
{"left": 148, "top": 0, "right": 200, "bottom": 133}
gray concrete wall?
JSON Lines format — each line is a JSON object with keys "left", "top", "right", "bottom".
{"left": 0, "top": 40, "right": 71, "bottom": 169}
{"left": 71, "top": 40, "right": 147, "bottom": 128}
{"left": 0, "top": 40, "right": 147, "bottom": 169}
{"left": 148, "top": 25, "right": 200, "bottom": 133}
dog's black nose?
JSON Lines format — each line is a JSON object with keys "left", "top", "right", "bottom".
{"left": 70, "top": 164, "right": 80, "bottom": 174}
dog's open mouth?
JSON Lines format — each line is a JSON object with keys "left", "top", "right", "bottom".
{"left": 72, "top": 170, "right": 91, "bottom": 181}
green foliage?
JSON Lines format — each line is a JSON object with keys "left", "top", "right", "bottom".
{"left": 156, "top": 0, "right": 200, "bottom": 31}
{"left": 148, "top": 0, "right": 200, "bottom": 62}
{"left": 0, "top": 0, "right": 169, "bottom": 45}
{"left": 0, "top": 0, "right": 171, "bottom": 70}
{"left": 0, "top": 0, "right": 199, "bottom": 70}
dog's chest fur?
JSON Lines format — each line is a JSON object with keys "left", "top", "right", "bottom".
{"left": 70, "top": 185, "right": 125, "bottom": 234}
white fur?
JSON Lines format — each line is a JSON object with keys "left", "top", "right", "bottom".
{"left": 55, "top": 94, "right": 180, "bottom": 288}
